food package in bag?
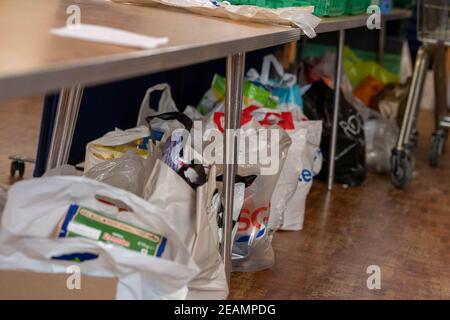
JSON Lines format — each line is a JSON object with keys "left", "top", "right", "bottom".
{"left": 0, "top": 176, "right": 199, "bottom": 299}
{"left": 197, "top": 74, "right": 278, "bottom": 116}
{"left": 84, "top": 126, "right": 150, "bottom": 172}
{"left": 282, "top": 121, "right": 323, "bottom": 231}
{"left": 203, "top": 117, "right": 292, "bottom": 272}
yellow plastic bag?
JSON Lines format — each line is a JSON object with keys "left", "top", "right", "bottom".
{"left": 344, "top": 47, "right": 399, "bottom": 89}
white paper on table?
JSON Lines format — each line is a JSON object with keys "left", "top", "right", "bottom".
{"left": 49, "top": 24, "right": 169, "bottom": 49}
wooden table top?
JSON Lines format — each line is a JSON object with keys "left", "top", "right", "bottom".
{"left": 0, "top": 0, "right": 411, "bottom": 102}
{"left": 0, "top": 0, "right": 299, "bottom": 101}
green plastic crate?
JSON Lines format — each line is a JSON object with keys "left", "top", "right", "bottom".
{"left": 227, "top": 0, "right": 307, "bottom": 9}
{"left": 346, "top": 0, "right": 370, "bottom": 15}
{"left": 227, "top": 0, "right": 345, "bottom": 16}
{"left": 309, "top": 0, "right": 346, "bottom": 16}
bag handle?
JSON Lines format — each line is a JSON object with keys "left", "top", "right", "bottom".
{"left": 178, "top": 162, "right": 207, "bottom": 190}
{"left": 261, "top": 55, "right": 298, "bottom": 87}
{"left": 136, "top": 83, "right": 177, "bottom": 127}
{"left": 261, "top": 55, "right": 285, "bottom": 84}
{"left": 146, "top": 111, "right": 193, "bottom": 143}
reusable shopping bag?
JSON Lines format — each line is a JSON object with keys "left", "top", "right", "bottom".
{"left": 0, "top": 176, "right": 199, "bottom": 299}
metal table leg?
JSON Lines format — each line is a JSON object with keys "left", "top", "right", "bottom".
{"left": 378, "top": 20, "right": 386, "bottom": 65}
{"left": 222, "top": 52, "right": 245, "bottom": 285}
{"left": 46, "top": 85, "right": 84, "bottom": 171}
{"left": 327, "top": 29, "right": 345, "bottom": 191}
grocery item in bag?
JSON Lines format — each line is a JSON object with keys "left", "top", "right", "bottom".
{"left": 146, "top": 112, "right": 194, "bottom": 173}
{"left": 0, "top": 176, "right": 199, "bottom": 299}
{"left": 303, "top": 80, "right": 366, "bottom": 186}
{"left": 57, "top": 204, "right": 167, "bottom": 257}
{"left": 353, "top": 75, "right": 385, "bottom": 107}
{"left": 197, "top": 74, "right": 278, "bottom": 116}
{"left": 84, "top": 126, "right": 150, "bottom": 172}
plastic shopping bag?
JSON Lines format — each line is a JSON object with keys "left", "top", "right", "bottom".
{"left": 0, "top": 176, "right": 199, "bottom": 299}
{"left": 203, "top": 117, "right": 292, "bottom": 271}
{"left": 240, "top": 106, "right": 309, "bottom": 233}
{"left": 354, "top": 100, "right": 399, "bottom": 173}
{"left": 0, "top": 185, "right": 7, "bottom": 221}
{"left": 344, "top": 47, "right": 399, "bottom": 89}
{"left": 303, "top": 80, "right": 366, "bottom": 186}
{"left": 85, "top": 152, "right": 147, "bottom": 196}
{"left": 84, "top": 126, "right": 150, "bottom": 172}
{"left": 215, "top": 174, "right": 257, "bottom": 247}
{"left": 282, "top": 121, "right": 323, "bottom": 230}
{"left": 143, "top": 159, "right": 228, "bottom": 299}
{"left": 247, "top": 54, "right": 303, "bottom": 112}
{"left": 136, "top": 83, "right": 178, "bottom": 127}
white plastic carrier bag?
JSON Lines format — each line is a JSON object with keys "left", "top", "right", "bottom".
{"left": 203, "top": 116, "right": 292, "bottom": 272}
{"left": 237, "top": 106, "right": 309, "bottom": 234}
{"left": 84, "top": 126, "right": 150, "bottom": 172}
{"left": 136, "top": 83, "right": 178, "bottom": 132}
{"left": 267, "top": 123, "right": 307, "bottom": 233}
{"left": 282, "top": 120, "right": 323, "bottom": 231}
{"left": 0, "top": 185, "right": 7, "bottom": 221}
{"left": 0, "top": 176, "right": 199, "bottom": 299}
{"left": 85, "top": 152, "right": 147, "bottom": 196}
{"left": 143, "top": 159, "right": 228, "bottom": 299}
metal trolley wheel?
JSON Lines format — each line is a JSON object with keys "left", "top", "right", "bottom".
{"left": 430, "top": 129, "right": 448, "bottom": 167}
{"left": 390, "top": 150, "right": 414, "bottom": 189}
{"left": 10, "top": 160, "right": 25, "bottom": 178}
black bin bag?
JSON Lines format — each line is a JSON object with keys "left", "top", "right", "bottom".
{"left": 303, "top": 80, "right": 366, "bottom": 186}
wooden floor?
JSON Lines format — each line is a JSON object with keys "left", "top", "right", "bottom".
{"left": 0, "top": 97, "right": 449, "bottom": 299}
{"left": 0, "top": 96, "right": 42, "bottom": 185}
{"left": 230, "top": 111, "right": 450, "bottom": 300}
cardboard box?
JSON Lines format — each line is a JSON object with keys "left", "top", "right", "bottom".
{"left": 0, "top": 270, "right": 117, "bottom": 300}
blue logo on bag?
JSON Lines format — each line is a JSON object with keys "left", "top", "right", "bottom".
{"left": 299, "top": 169, "right": 313, "bottom": 183}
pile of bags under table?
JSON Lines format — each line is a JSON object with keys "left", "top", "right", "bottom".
{"left": 0, "top": 55, "right": 324, "bottom": 299}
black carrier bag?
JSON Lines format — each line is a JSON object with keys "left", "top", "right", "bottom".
{"left": 303, "top": 80, "right": 366, "bottom": 186}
